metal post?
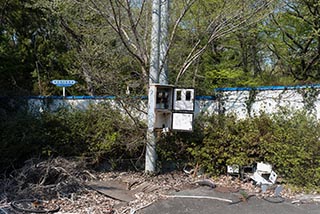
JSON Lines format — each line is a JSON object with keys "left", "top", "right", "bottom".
{"left": 146, "top": 85, "right": 157, "bottom": 173}
{"left": 159, "top": 0, "right": 169, "bottom": 85}
{"left": 63, "top": 87, "right": 66, "bottom": 97}
{"left": 149, "top": 0, "right": 161, "bottom": 84}
{"left": 145, "top": 0, "right": 161, "bottom": 173}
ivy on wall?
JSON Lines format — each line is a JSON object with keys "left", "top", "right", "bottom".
{"left": 298, "top": 87, "right": 320, "bottom": 112}
{"left": 245, "top": 89, "right": 258, "bottom": 117}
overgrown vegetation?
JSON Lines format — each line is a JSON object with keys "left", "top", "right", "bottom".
{"left": 2, "top": 102, "right": 320, "bottom": 188}
{"left": 0, "top": 103, "right": 146, "bottom": 172}
{"left": 187, "top": 110, "right": 320, "bottom": 188}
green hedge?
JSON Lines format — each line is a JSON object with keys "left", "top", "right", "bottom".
{"left": 2, "top": 102, "right": 320, "bottom": 188}
{"left": 0, "top": 103, "right": 145, "bottom": 171}
{"left": 187, "top": 110, "right": 320, "bottom": 188}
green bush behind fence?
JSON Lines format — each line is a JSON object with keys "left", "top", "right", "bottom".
{"left": 1, "top": 104, "right": 320, "bottom": 188}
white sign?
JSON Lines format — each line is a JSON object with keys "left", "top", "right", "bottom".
{"left": 51, "top": 80, "right": 77, "bottom": 87}
{"left": 172, "top": 112, "right": 193, "bottom": 131}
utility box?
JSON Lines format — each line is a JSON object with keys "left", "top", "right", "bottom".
{"left": 150, "top": 84, "right": 195, "bottom": 132}
{"left": 173, "top": 88, "right": 195, "bottom": 111}
{"left": 155, "top": 85, "right": 173, "bottom": 109}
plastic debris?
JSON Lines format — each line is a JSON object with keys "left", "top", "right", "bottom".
{"left": 227, "top": 165, "right": 240, "bottom": 174}
{"left": 250, "top": 162, "right": 277, "bottom": 186}
{"left": 256, "top": 162, "right": 272, "bottom": 174}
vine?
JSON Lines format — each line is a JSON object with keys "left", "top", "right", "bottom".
{"left": 245, "top": 89, "right": 258, "bottom": 117}
{"left": 298, "top": 87, "right": 320, "bottom": 112}
{"left": 215, "top": 91, "right": 226, "bottom": 114}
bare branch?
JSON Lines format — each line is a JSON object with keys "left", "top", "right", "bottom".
{"left": 175, "top": 0, "right": 276, "bottom": 84}
{"left": 164, "top": 0, "right": 197, "bottom": 68}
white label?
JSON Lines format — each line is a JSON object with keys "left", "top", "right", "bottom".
{"left": 172, "top": 113, "right": 193, "bottom": 131}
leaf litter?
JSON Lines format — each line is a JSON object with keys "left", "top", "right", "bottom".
{"left": 0, "top": 157, "right": 318, "bottom": 214}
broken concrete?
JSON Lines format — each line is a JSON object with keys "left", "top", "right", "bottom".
{"left": 86, "top": 179, "right": 162, "bottom": 202}
{"left": 86, "top": 180, "right": 135, "bottom": 202}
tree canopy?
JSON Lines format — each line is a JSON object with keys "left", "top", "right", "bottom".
{"left": 1, "top": 0, "right": 319, "bottom": 96}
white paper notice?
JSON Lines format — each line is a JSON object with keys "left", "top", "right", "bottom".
{"left": 172, "top": 113, "right": 193, "bottom": 131}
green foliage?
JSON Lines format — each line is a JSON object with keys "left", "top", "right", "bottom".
{"left": 0, "top": 103, "right": 145, "bottom": 172}
{"left": 0, "top": 0, "right": 74, "bottom": 96}
{"left": 187, "top": 110, "right": 320, "bottom": 187}
{"left": 263, "top": 0, "right": 320, "bottom": 81}
{"left": 298, "top": 87, "right": 320, "bottom": 111}
{"left": 0, "top": 111, "right": 44, "bottom": 171}
{"left": 1, "top": 0, "right": 318, "bottom": 97}
{"left": 154, "top": 115, "right": 209, "bottom": 173}
{"left": 204, "top": 68, "right": 263, "bottom": 89}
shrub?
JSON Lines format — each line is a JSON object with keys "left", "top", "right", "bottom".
{"left": 156, "top": 117, "right": 204, "bottom": 171}
{"left": 0, "top": 103, "right": 146, "bottom": 172}
{"left": 187, "top": 110, "right": 320, "bottom": 187}
{"left": 0, "top": 112, "right": 44, "bottom": 171}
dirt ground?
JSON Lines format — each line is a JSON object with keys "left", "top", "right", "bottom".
{"left": 0, "top": 158, "right": 319, "bottom": 214}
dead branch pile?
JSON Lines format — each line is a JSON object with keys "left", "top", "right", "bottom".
{"left": 0, "top": 159, "right": 311, "bottom": 213}
{"left": 1, "top": 157, "right": 95, "bottom": 201}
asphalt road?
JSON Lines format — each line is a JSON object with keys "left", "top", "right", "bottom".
{"left": 138, "top": 186, "right": 320, "bottom": 214}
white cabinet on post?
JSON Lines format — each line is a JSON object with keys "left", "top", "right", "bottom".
{"left": 152, "top": 84, "right": 173, "bottom": 131}
{"left": 172, "top": 88, "right": 195, "bottom": 132}
{"left": 150, "top": 84, "right": 195, "bottom": 132}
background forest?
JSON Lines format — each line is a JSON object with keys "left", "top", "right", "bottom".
{"left": 1, "top": 0, "right": 319, "bottom": 96}
{"left": 1, "top": 0, "right": 320, "bottom": 188}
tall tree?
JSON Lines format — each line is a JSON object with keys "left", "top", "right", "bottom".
{"left": 265, "top": 0, "right": 320, "bottom": 81}
{"left": 0, "top": 0, "right": 35, "bottom": 95}
{"left": 40, "top": 0, "right": 276, "bottom": 95}
{"left": 1, "top": 0, "right": 277, "bottom": 95}
{"left": 166, "top": 0, "right": 278, "bottom": 92}
{"left": 171, "top": 0, "right": 276, "bottom": 85}
{"left": 0, "top": 0, "right": 74, "bottom": 95}
{"left": 31, "top": 0, "right": 149, "bottom": 96}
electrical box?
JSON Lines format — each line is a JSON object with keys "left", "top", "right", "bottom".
{"left": 173, "top": 88, "right": 195, "bottom": 111}
{"left": 151, "top": 84, "right": 195, "bottom": 132}
{"left": 156, "top": 86, "right": 173, "bottom": 110}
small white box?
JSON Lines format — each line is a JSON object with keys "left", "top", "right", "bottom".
{"left": 227, "top": 165, "right": 240, "bottom": 174}
{"left": 257, "top": 162, "right": 272, "bottom": 173}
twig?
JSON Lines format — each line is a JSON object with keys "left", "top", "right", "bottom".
{"left": 0, "top": 208, "right": 8, "bottom": 214}
{"left": 83, "top": 170, "right": 97, "bottom": 180}
{"left": 129, "top": 159, "right": 139, "bottom": 172}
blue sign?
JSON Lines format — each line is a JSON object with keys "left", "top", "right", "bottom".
{"left": 51, "top": 80, "right": 77, "bottom": 87}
